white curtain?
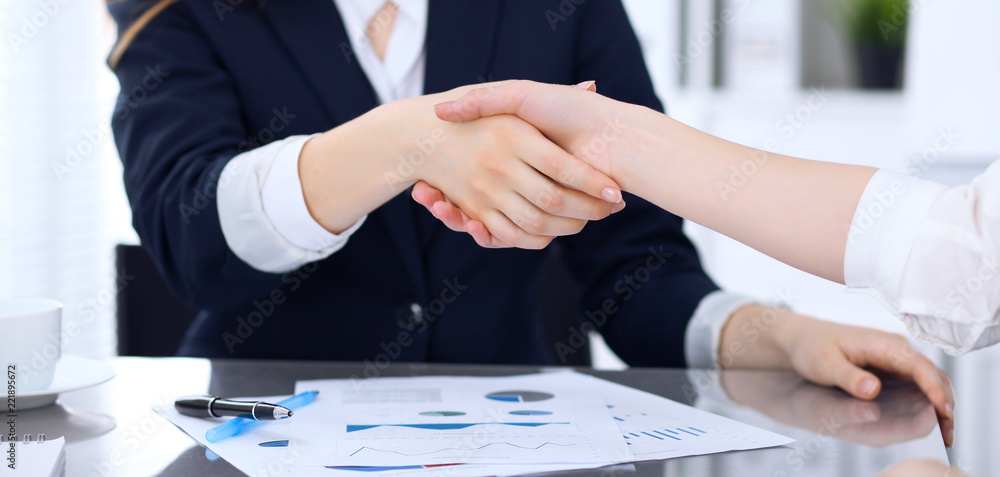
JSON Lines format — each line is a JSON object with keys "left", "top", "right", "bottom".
{"left": 0, "top": 0, "right": 135, "bottom": 359}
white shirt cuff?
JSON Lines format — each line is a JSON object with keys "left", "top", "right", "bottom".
{"left": 684, "top": 291, "right": 761, "bottom": 369}
{"left": 217, "top": 135, "right": 367, "bottom": 274}
{"left": 261, "top": 134, "right": 367, "bottom": 251}
{"left": 843, "top": 170, "right": 947, "bottom": 309}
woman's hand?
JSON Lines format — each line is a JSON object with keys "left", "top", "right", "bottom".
{"left": 298, "top": 82, "right": 624, "bottom": 249}
{"left": 720, "top": 305, "right": 956, "bottom": 448}
{"left": 412, "top": 80, "right": 649, "bottom": 246}
{"left": 722, "top": 371, "right": 938, "bottom": 448}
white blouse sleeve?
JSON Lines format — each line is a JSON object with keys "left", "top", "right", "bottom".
{"left": 217, "top": 135, "right": 366, "bottom": 274}
{"left": 844, "top": 163, "right": 1000, "bottom": 354}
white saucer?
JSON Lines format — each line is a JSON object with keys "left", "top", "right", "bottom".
{"left": 15, "top": 355, "right": 116, "bottom": 410}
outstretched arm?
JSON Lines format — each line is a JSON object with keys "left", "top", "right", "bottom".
{"left": 425, "top": 80, "right": 877, "bottom": 283}
{"left": 421, "top": 81, "right": 960, "bottom": 446}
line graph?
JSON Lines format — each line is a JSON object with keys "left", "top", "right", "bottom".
{"left": 348, "top": 441, "right": 576, "bottom": 457}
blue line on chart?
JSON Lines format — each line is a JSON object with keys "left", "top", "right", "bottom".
{"left": 346, "top": 422, "right": 570, "bottom": 432}
{"left": 349, "top": 442, "right": 575, "bottom": 457}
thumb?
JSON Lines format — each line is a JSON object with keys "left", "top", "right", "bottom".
{"left": 435, "top": 81, "right": 532, "bottom": 123}
{"left": 573, "top": 80, "right": 597, "bottom": 92}
{"left": 825, "top": 351, "right": 883, "bottom": 400}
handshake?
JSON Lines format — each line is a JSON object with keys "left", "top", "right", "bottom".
{"left": 401, "top": 80, "right": 657, "bottom": 250}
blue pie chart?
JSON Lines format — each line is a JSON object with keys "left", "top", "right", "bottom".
{"left": 509, "top": 410, "right": 553, "bottom": 416}
{"left": 485, "top": 390, "right": 554, "bottom": 403}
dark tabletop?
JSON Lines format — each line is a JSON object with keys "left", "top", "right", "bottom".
{"left": 25, "top": 358, "right": 948, "bottom": 476}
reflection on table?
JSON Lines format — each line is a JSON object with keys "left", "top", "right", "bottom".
{"left": 32, "top": 358, "right": 949, "bottom": 476}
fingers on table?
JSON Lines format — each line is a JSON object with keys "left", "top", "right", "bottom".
{"left": 823, "top": 345, "right": 884, "bottom": 401}
{"left": 852, "top": 334, "right": 956, "bottom": 446}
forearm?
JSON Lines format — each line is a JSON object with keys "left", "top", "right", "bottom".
{"left": 299, "top": 103, "right": 420, "bottom": 234}
{"left": 616, "top": 110, "right": 877, "bottom": 284}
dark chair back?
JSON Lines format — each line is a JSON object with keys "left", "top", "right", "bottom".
{"left": 115, "top": 244, "right": 589, "bottom": 364}
{"left": 115, "top": 244, "right": 198, "bottom": 356}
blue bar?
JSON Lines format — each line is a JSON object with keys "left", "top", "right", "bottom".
{"left": 614, "top": 417, "right": 625, "bottom": 422}
{"left": 663, "top": 429, "right": 679, "bottom": 434}
{"left": 689, "top": 427, "right": 706, "bottom": 434}
{"left": 678, "top": 428, "right": 699, "bottom": 436}
{"left": 641, "top": 432, "right": 663, "bottom": 440}
{"left": 630, "top": 433, "right": 640, "bottom": 437}
{"left": 653, "top": 430, "right": 681, "bottom": 441}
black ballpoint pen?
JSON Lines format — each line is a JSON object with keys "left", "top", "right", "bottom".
{"left": 175, "top": 395, "right": 293, "bottom": 421}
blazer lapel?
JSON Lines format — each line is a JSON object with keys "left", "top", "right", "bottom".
{"left": 260, "top": 0, "right": 379, "bottom": 125}
{"left": 424, "top": 0, "right": 505, "bottom": 94}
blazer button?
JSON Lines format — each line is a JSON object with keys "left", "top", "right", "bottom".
{"left": 397, "top": 302, "right": 425, "bottom": 331}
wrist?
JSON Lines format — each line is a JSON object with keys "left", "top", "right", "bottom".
{"left": 719, "top": 304, "right": 801, "bottom": 370}
{"left": 611, "top": 107, "right": 678, "bottom": 193}
{"left": 376, "top": 96, "right": 449, "bottom": 186}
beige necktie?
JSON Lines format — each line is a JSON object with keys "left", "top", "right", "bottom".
{"left": 366, "top": 2, "right": 399, "bottom": 61}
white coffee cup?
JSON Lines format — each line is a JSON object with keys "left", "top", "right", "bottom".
{"left": 0, "top": 297, "right": 62, "bottom": 393}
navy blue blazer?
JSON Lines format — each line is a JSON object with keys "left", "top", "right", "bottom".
{"left": 109, "top": 0, "right": 720, "bottom": 366}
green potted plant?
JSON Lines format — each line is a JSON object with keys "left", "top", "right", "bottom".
{"left": 838, "top": 0, "right": 909, "bottom": 89}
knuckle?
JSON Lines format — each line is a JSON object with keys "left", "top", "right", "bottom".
{"left": 542, "top": 152, "right": 565, "bottom": 177}
{"left": 475, "top": 152, "right": 503, "bottom": 174}
{"left": 538, "top": 188, "right": 565, "bottom": 214}
{"left": 519, "top": 210, "right": 545, "bottom": 235}
{"left": 489, "top": 123, "right": 516, "bottom": 145}
{"left": 497, "top": 226, "right": 521, "bottom": 247}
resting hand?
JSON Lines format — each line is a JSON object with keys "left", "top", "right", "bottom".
{"left": 878, "top": 459, "right": 967, "bottom": 477}
{"left": 722, "top": 372, "right": 937, "bottom": 447}
{"left": 721, "top": 306, "right": 956, "bottom": 448}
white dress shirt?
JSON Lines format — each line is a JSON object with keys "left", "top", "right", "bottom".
{"left": 214, "top": 0, "right": 753, "bottom": 367}
{"left": 846, "top": 162, "right": 1000, "bottom": 354}
{"left": 217, "top": 0, "right": 427, "bottom": 274}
